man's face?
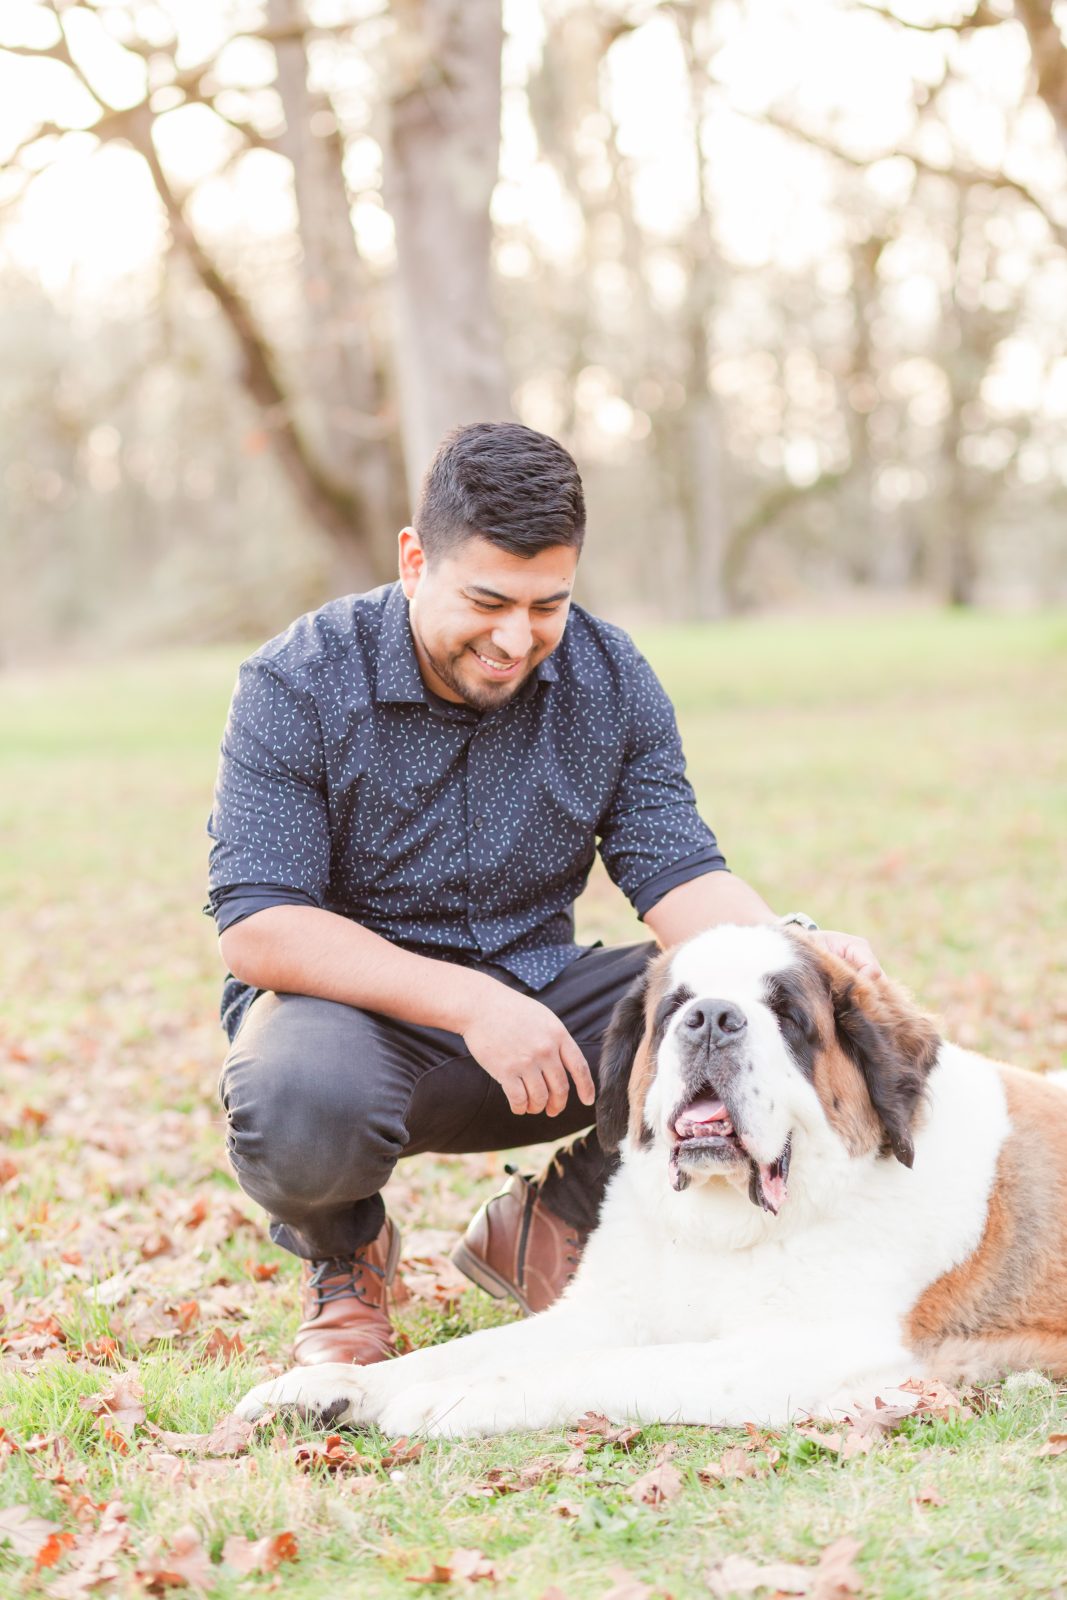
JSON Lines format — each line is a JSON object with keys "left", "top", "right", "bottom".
{"left": 399, "top": 529, "right": 578, "bottom": 712}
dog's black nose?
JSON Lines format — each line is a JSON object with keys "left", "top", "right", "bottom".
{"left": 683, "top": 999, "right": 747, "bottom": 1047}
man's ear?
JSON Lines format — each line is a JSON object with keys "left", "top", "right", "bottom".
{"left": 831, "top": 971, "right": 941, "bottom": 1167}
{"left": 398, "top": 526, "right": 425, "bottom": 597}
{"left": 596, "top": 970, "right": 651, "bottom": 1154}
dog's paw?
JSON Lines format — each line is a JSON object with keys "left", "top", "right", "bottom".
{"left": 378, "top": 1375, "right": 538, "bottom": 1439}
{"left": 234, "top": 1362, "right": 369, "bottom": 1427}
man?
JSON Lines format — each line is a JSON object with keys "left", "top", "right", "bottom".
{"left": 207, "top": 422, "right": 879, "bottom": 1367}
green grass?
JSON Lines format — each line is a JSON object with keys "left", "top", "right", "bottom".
{"left": 1, "top": 610, "right": 1066, "bottom": 1597}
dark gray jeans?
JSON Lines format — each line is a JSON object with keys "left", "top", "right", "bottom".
{"left": 218, "top": 942, "right": 656, "bottom": 1261}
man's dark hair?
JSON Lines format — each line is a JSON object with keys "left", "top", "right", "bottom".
{"left": 414, "top": 422, "right": 585, "bottom": 559}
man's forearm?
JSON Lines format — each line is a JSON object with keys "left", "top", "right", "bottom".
{"left": 218, "top": 905, "right": 494, "bottom": 1034}
{"left": 643, "top": 871, "right": 777, "bottom": 949}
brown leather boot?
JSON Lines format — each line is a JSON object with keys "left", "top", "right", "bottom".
{"left": 293, "top": 1217, "right": 401, "bottom": 1366}
{"left": 451, "top": 1171, "right": 586, "bottom": 1316}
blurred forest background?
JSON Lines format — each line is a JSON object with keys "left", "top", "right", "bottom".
{"left": 2, "top": 0, "right": 1067, "bottom": 657}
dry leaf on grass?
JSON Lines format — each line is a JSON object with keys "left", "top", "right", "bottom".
{"left": 136, "top": 1525, "right": 216, "bottom": 1594}
{"left": 381, "top": 1436, "right": 425, "bottom": 1469}
{"left": 200, "top": 1328, "right": 245, "bottom": 1364}
{"left": 568, "top": 1412, "right": 642, "bottom": 1451}
{"left": 897, "top": 1377, "right": 974, "bottom": 1421}
{"left": 701, "top": 1444, "right": 778, "bottom": 1483}
{"left": 221, "top": 1530, "right": 298, "bottom": 1575}
{"left": 0, "top": 1505, "right": 66, "bottom": 1560}
{"left": 628, "top": 1462, "right": 684, "bottom": 1507}
{"left": 1037, "top": 1433, "right": 1067, "bottom": 1458}
{"left": 148, "top": 1415, "right": 260, "bottom": 1459}
{"left": 913, "top": 1482, "right": 945, "bottom": 1507}
{"left": 707, "top": 1536, "right": 862, "bottom": 1598}
{"left": 406, "top": 1547, "right": 499, "bottom": 1584}
{"left": 293, "top": 1433, "right": 372, "bottom": 1475}
{"left": 470, "top": 1456, "right": 563, "bottom": 1497}
{"left": 76, "top": 1376, "right": 145, "bottom": 1440}
{"left": 46, "top": 1500, "right": 131, "bottom": 1600}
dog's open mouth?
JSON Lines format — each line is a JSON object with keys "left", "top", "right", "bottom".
{"left": 669, "top": 1092, "right": 792, "bottom": 1214}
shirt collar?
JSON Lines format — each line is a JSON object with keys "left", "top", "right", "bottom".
{"left": 375, "top": 582, "right": 559, "bottom": 704}
{"left": 375, "top": 583, "right": 429, "bottom": 704}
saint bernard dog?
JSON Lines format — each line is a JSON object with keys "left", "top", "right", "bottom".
{"left": 235, "top": 924, "right": 1067, "bottom": 1438}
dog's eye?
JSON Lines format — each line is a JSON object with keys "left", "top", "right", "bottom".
{"left": 653, "top": 985, "right": 694, "bottom": 1045}
{"left": 767, "top": 989, "right": 816, "bottom": 1044}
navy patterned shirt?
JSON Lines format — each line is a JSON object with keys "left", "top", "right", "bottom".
{"left": 206, "top": 582, "right": 726, "bottom": 1038}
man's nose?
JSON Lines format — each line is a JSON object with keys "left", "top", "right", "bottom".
{"left": 681, "top": 999, "right": 748, "bottom": 1049}
{"left": 490, "top": 613, "right": 533, "bottom": 660}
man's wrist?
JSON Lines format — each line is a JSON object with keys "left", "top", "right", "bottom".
{"left": 438, "top": 965, "right": 499, "bottom": 1036}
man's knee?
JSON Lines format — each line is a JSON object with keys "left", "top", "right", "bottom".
{"left": 219, "top": 992, "right": 408, "bottom": 1205}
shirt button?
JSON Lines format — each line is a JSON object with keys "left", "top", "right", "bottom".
{"left": 473, "top": 815, "right": 486, "bottom": 830}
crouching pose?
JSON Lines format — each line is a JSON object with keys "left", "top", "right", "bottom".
{"left": 236, "top": 924, "right": 1067, "bottom": 1438}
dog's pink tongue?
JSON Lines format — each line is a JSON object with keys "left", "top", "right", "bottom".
{"left": 675, "top": 1096, "right": 727, "bottom": 1137}
{"left": 758, "top": 1163, "right": 788, "bottom": 1214}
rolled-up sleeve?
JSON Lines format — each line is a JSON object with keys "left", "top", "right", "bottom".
{"left": 206, "top": 662, "right": 331, "bottom": 917}
{"left": 597, "top": 651, "right": 727, "bottom": 917}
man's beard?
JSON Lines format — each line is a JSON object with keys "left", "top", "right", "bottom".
{"left": 425, "top": 641, "right": 533, "bottom": 712}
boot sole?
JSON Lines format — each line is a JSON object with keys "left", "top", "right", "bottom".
{"left": 450, "top": 1240, "right": 533, "bottom": 1317}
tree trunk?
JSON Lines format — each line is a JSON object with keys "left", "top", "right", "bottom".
{"left": 675, "top": 0, "right": 729, "bottom": 619}
{"left": 1013, "top": 0, "right": 1067, "bottom": 159}
{"left": 269, "top": 0, "right": 403, "bottom": 588}
{"left": 384, "top": 0, "right": 512, "bottom": 498}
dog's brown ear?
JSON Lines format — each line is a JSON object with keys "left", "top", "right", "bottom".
{"left": 596, "top": 970, "right": 651, "bottom": 1154}
{"left": 830, "top": 970, "right": 940, "bottom": 1167}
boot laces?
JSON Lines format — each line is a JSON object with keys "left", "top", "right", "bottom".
{"left": 308, "top": 1252, "right": 385, "bottom": 1308}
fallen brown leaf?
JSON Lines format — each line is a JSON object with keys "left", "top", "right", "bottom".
{"left": 568, "top": 1412, "right": 642, "bottom": 1451}
{"left": 293, "top": 1433, "right": 371, "bottom": 1475}
{"left": 77, "top": 1375, "right": 146, "bottom": 1440}
{"left": 897, "top": 1377, "right": 974, "bottom": 1421}
{"left": 137, "top": 1525, "right": 216, "bottom": 1594}
{"left": 35, "top": 1531, "right": 77, "bottom": 1571}
{"left": 406, "top": 1547, "right": 499, "bottom": 1584}
{"left": 221, "top": 1530, "right": 298, "bottom": 1575}
{"left": 913, "top": 1482, "right": 945, "bottom": 1507}
{"left": 1037, "top": 1433, "right": 1067, "bottom": 1458}
{"left": 381, "top": 1436, "right": 425, "bottom": 1469}
{"left": 200, "top": 1328, "right": 245, "bottom": 1364}
{"left": 701, "top": 1446, "right": 764, "bottom": 1483}
{"left": 0, "top": 1505, "right": 65, "bottom": 1559}
{"left": 149, "top": 1414, "right": 259, "bottom": 1459}
{"left": 46, "top": 1499, "right": 130, "bottom": 1600}
{"left": 707, "top": 1536, "right": 862, "bottom": 1599}
{"left": 628, "top": 1462, "right": 684, "bottom": 1507}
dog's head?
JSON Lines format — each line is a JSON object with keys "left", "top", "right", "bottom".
{"left": 596, "top": 925, "right": 940, "bottom": 1214}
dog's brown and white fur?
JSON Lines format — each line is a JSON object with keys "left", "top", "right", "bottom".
{"left": 236, "top": 925, "right": 1067, "bottom": 1437}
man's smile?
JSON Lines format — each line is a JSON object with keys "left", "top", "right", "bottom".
{"left": 470, "top": 647, "right": 525, "bottom": 678}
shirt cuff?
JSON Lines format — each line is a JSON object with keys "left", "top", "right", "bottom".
{"left": 205, "top": 883, "right": 322, "bottom": 934}
{"left": 632, "top": 851, "right": 730, "bottom": 919}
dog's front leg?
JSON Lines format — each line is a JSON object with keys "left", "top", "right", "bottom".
{"left": 234, "top": 1302, "right": 612, "bottom": 1429}
{"left": 385, "top": 1325, "right": 917, "bottom": 1437}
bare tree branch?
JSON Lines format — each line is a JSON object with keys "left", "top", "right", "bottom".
{"left": 725, "top": 469, "right": 851, "bottom": 601}
{"left": 747, "top": 106, "right": 1067, "bottom": 253}
{"left": 116, "top": 101, "right": 371, "bottom": 552}
{"left": 849, "top": 1, "right": 1006, "bottom": 32}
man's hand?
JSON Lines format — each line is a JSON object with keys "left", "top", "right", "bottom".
{"left": 461, "top": 986, "right": 595, "bottom": 1117}
{"left": 810, "top": 930, "right": 883, "bottom": 981}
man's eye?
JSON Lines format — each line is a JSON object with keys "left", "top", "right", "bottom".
{"left": 473, "top": 602, "right": 503, "bottom": 612}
